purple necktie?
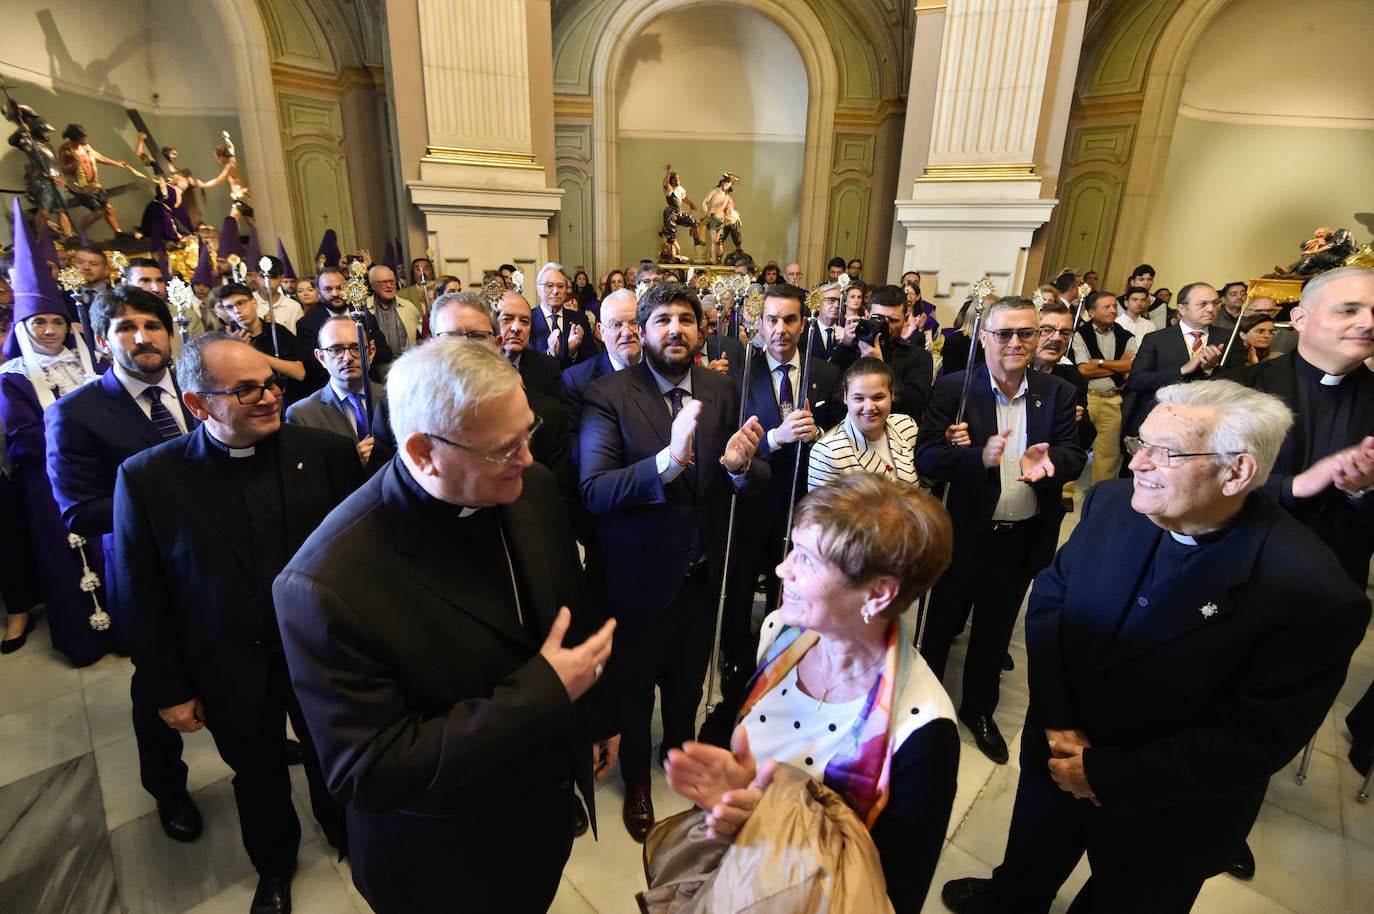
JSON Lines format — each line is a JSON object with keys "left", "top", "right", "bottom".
{"left": 144, "top": 388, "right": 182, "bottom": 440}
{"left": 777, "top": 364, "right": 794, "bottom": 413}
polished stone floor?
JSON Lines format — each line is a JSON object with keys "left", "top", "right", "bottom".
{"left": 2, "top": 493, "right": 1372, "bottom": 912}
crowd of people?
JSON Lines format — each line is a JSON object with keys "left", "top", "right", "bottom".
{"left": 1, "top": 197, "right": 1372, "bottom": 914}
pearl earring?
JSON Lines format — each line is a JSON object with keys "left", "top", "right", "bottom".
{"left": 861, "top": 608, "right": 873, "bottom": 624}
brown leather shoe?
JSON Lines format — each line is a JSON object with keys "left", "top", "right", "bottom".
{"left": 622, "top": 780, "right": 654, "bottom": 843}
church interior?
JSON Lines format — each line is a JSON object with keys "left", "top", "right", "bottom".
{"left": 1, "top": 1, "right": 1372, "bottom": 911}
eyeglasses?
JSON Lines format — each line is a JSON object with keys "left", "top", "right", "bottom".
{"left": 983, "top": 328, "right": 1039, "bottom": 344}
{"left": 602, "top": 319, "right": 639, "bottom": 333}
{"left": 435, "top": 330, "right": 495, "bottom": 342}
{"left": 372, "top": 279, "right": 397, "bottom": 286}
{"left": 1123, "top": 436, "right": 1240, "bottom": 467}
{"left": 426, "top": 415, "right": 543, "bottom": 466}
{"left": 1039, "top": 327, "right": 1073, "bottom": 339}
{"left": 198, "top": 378, "right": 283, "bottom": 405}
{"left": 319, "top": 344, "right": 362, "bottom": 357}
{"left": 540, "top": 282, "right": 568, "bottom": 292}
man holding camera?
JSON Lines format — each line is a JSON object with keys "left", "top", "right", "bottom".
{"left": 833, "top": 284, "right": 934, "bottom": 419}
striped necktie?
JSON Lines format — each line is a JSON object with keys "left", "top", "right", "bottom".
{"left": 144, "top": 387, "right": 182, "bottom": 440}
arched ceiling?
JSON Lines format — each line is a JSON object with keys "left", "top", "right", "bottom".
{"left": 253, "top": 0, "right": 386, "bottom": 74}
{"left": 551, "top": 0, "right": 911, "bottom": 107}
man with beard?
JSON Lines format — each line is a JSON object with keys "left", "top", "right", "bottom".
{"left": 45, "top": 286, "right": 206, "bottom": 846}
{"left": 295, "top": 267, "right": 393, "bottom": 389}
{"left": 579, "top": 281, "right": 768, "bottom": 841}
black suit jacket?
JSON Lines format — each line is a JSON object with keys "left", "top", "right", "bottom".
{"left": 517, "top": 348, "right": 564, "bottom": 398}
{"left": 579, "top": 361, "right": 769, "bottom": 614}
{"left": 113, "top": 425, "right": 364, "bottom": 734}
{"left": 1238, "top": 354, "right": 1374, "bottom": 585}
{"left": 836, "top": 335, "right": 934, "bottom": 420}
{"left": 705, "top": 333, "right": 747, "bottom": 381}
{"left": 916, "top": 365, "right": 1085, "bottom": 542}
{"left": 273, "top": 460, "right": 607, "bottom": 910}
{"left": 531, "top": 306, "right": 599, "bottom": 369}
{"left": 46, "top": 370, "right": 198, "bottom": 538}
{"left": 1025, "top": 481, "right": 1369, "bottom": 877}
{"left": 747, "top": 353, "right": 843, "bottom": 509}
{"left": 806, "top": 321, "right": 845, "bottom": 364}
{"left": 1047, "top": 362, "right": 1096, "bottom": 451}
{"left": 1124, "top": 323, "right": 1242, "bottom": 435}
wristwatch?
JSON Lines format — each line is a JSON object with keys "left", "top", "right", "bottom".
{"left": 1097, "top": 358, "right": 1104, "bottom": 369}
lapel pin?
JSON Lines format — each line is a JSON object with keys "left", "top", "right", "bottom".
{"left": 1199, "top": 602, "right": 1218, "bottom": 619}
{"left": 1033, "top": 397, "right": 1042, "bottom": 408}
{"left": 297, "top": 462, "right": 304, "bottom": 470}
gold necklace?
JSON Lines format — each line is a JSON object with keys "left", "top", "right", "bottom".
{"left": 807, "top": 648, "right": 885, "bottom": 711}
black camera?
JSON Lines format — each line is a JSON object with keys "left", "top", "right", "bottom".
{"left": 853, "top": 315, "right": 889, "bottom": 346}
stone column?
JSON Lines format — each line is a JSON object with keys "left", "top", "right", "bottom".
{"left": 398, "top": 0, "right": 562, "bottom": 287}
{"left": 891, "top": 0, "right": 1087, "bottom": 316}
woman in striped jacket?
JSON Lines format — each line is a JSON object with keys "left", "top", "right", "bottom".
{"left": 808, "top": 357, "right": 920, "bottom": 491}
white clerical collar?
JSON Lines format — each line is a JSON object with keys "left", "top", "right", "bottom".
{"left": 457, "top": 506, "right": 479, "bottom": 517}
{"left": 1169, "top": 532, "right": 1197, "bottom": 545}
{"left": 1321, "top": 372, "right": 1345, "bottom": 387}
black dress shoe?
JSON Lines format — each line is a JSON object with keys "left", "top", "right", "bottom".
{"left": 283, "top": 738, "right": 303, "bottom": 766}
{"left": 1350, "top": 742, "right": 1373, "bottom": 777}
{"left": 942, "top": 877, "right": 1002, "bottom": 914}
{"left": 250, "top": 872, "right": 292, "bottom": 914}
{"left": 623, "top": 780, "right": 654, "bottom": 843}
{"left": 1226, "top": 841, "right": 1256, "bottom": 880}
{"left": 571, "top": 793, "right": 589, "bottom": 838}
{"left": 1, "top": 616, "right": 36, "bottom": 654}
{"left": 156, "top": 790, "right": 204, "bottom": 842}
{"left": 961, "top": 713, "right": 1010, "bottom": 764}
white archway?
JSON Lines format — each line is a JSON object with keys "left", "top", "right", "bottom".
{"left": 210, "top": 0, "right": 295, "bottom": 243}
{"left": 589, "top": 0, "right": 838, "bottom": 270}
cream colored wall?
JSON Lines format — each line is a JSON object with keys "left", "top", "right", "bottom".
{"left": 1143, "top": 115, "right": 1374, "bottom": 288}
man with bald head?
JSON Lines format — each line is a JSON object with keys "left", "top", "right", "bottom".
{"left": 497, "top": 290, "right": 563, "bottom": 397}
{"left": 562, "top": 288, "right": 642, "bottom": 447}
{"left": 784, "top": 262, "right": 804, "bottom": 287}
{"left": 114, "top": 335, "right": 363, "bottom": 914}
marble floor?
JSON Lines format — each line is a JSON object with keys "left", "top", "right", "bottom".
{"left": 2, "top": 489, "right": 1373, "bottom": 912}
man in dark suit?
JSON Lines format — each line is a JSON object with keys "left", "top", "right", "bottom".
{"left": 45, "top": 286, "right": 204, "bottom": 844}
{"left": 114, "top": 335, "right": 364, "bottom": 914}
{"left": 284, "top": 314, "right": 392, "bottom": 474}
{"left": 498, "top": 289, "right": 563, "bottom": 397}
{"left": 1237, "top": 266, "right": 1374, "bottom": 780}
{"left": 274, "top": 340, "right": 617, "bottom": 914}
{"left": 704, "top": 284, "right": 844, "bottom": 742}
{"left": 700, "top": 294, "right": 747, "bottom": 379}
{"left": 1035, "top": 301, "right": 1095, "bottom": 452}
{"left": 530, "top": 261, "right": 599, "bottom": 369}
{"left": 295, "top": 267, "right": 393, "bottom": 390}
{"left": 805, "top": 281, "right": 844, "bottom": 363}
{"left": 562, "top": 288, "right": 641, "bottom": 463}
{"left": 579, "top": 281, "right": 768, "bottom": 841}
{"left": 916, "top": 296, "right": 1086, "bottom": 764}
{"left": 1123, "top": 281, "right": 1242, "bottom": 439}
{"left": 832, "top": 284, "right": 934, "bottom": 419}
{"left": 943, "top": 380, "right": 1370, "bottom": 914}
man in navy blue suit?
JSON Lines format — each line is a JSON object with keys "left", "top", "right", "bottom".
{"left": 561, "top": 288, "right": 640, "bottom": 462}
{"left": 579, "top": 281, "right": 768, "bottom": 842}
{"left": 530, "top": 261, "right": 599, "bottom": 369}
{"left": 45, "top": 286, "right": 205, "bottom": 844}
{"left": 943, "top": 381, "right": 1369, "bottom": 914}
{"left": 916, "top": 295, "right": 1086, "bottom": 764}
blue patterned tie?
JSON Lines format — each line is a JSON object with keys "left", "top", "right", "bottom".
{"left": 144, "top": 388, "right": 182, "bottom": 440}
{"left": 667, "top": 387, "right": 686, "bottom": 418}
{"left": 777, "top": 364, "right": 794, "bottom": 413}
{"left": 346, "top": 393, "right": 369, "bottom": 439}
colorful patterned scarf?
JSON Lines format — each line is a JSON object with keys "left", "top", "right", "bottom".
{"left": 735, "top": 620, "right": 899, "bottom": 828}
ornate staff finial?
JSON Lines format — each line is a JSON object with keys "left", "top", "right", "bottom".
{"left": 743, "top": 289, "right": 765, "bottom": 326}
{"left": 258, "top": 255, "right": 272, "bottom": 276}
{"left": 836, "top": 272, "right": 851, "bottom": 291}
{"left": 511, "top": 269, "right": 525, "bottom": 294}
{"left": 58, "top": 266, "right": 83, "bottom": 293}
{"left": 635, "top": 281, "right": 649, "bottom": 302}
{"left": 1078, "top": 282, "right": 1093, "bottom": 302}
{"left": 425, "top": 246, "right": 435, "bottom": 262}
{"left": 970, "top": 275, "right": 996, "bottom": 303}
{"left": 805, "top": 286, "right": 824, "bottom": 313}
{"left": 348, "top": 259, "right": 367, "bottom": 279}
{"left": 480, "top": 276, "right": 506, "bottom": 308}
{"left": 342, "top": 269, "right": 370, "bottom": 311}
{"left": 110, "top": 251, "right": 129, "bottom": 284}
{"left": 1032, "top": 288, "right": 1047, "bottom": 311}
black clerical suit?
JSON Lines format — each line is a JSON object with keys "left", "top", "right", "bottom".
{"left": 45, "top": 368, "right": 198, "bottom": 805}
{"left": 579, "top": 360, "right": 769, "bottom": 780}
{"left": 986, "top": 481, "right": 1369, "bottom": 913}
{"left": 915, "top": 364, "right": 1085, "bottom": 719}
{"left": 274, "top": 460, "right": 611, "bottom": 914}
{"left": 1239, "top": 353, "right": 1374, "bottom": 751}
{"left": 114, "top": 425, "right": 364, "bottom": 877}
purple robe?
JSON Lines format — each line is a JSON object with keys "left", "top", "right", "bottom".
{"left": 0, "top": 368, "right": 118, "bottom": 666}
